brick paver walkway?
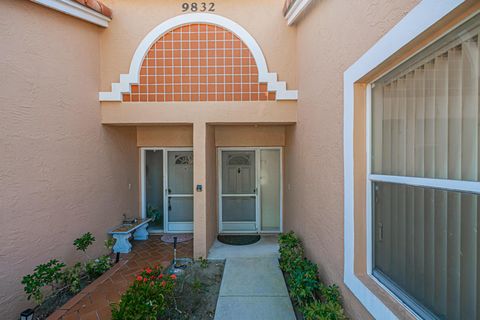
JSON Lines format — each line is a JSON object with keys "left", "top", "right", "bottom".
{"left": 48, "top": 236, "right": 193, "bottom": 320}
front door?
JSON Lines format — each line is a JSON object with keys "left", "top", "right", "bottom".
{"left": 166, "top": 150, "right": 193, "bottom": 232}
{"left": 142, "top": 148, "right": 193, "bottom": 233}
{"left": 219, "top": 148, "right": 282, "bottom": 233}
{"left": 220, "top": 150, "right": 258, "bottom": 232}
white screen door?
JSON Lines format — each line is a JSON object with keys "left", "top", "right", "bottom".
{"left": 166, "top": 150, "right": 193, "bottom": 232}
{"left": 219, "top": 148, "right": 282, "bottom": 233}
{"left": 220, "top": 150, "right": 258, "bottom": 232}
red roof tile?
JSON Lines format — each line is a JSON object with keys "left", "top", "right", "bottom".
{"left": 74, "top": 0, "right": 112, "bottom": 19}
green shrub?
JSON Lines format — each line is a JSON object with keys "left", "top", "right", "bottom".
{"left": 303, "top": 300, "right": 347, "bottom": 320}
{"left": 320, "top": 283, "right": 341, "bottom": 303}
{"left": 279, "top": 231, "right": 348, "bottom": 319}
{"left": 279, "top": 231, "right": 302, "bottom": 249}
{"left": 278, "top": 231, "right": 304, "bottom": 274}
{"left": 287, "top": 258, "right": 319, "bottom": 306}
{"left": 111, "top": 265, "right": 176, "bottom": 320}
{"left": 73, "top": 232, "right": 96, "bottom": 253}
{"left": 85, "top": 255, "right": 112, "bottom": 280}
{"left": 198, "top": 256, "right": 208, "bottom": 269}
{"left": 74, "top": 233, "right": 113, "bottom": 280}
{"left": 21, "top": 259, "right": 66, "bottom": 303}
{"left": 61, "top": 262, "right": 83, "bottom": 294}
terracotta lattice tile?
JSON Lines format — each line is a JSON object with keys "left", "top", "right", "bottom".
{"left": 122, "top": 23, "right": 275, "bottom": 102}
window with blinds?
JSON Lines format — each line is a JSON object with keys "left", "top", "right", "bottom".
{"left": 370, "top": 14, "right": 480, "bottom": 319}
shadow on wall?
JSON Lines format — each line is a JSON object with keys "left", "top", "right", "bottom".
{"left": 0, "top": 125, "right": 139, "bottom": 319}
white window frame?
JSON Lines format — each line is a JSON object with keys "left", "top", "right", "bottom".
{"left": 366, "top": 11, "right": 480, "bottom": 318}
{"left": 344, "top": 0, "right": 475, "bottom": 318}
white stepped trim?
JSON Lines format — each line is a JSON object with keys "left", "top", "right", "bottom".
{"left": 99, "top": 13, "right": 297, "bottom": 101}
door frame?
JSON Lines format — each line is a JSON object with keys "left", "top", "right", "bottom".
{"left": 140, "top": 147, "right": 194, "bottom": 234}
{"left": 217, "top": 147, "right": 283, "bottom": 234}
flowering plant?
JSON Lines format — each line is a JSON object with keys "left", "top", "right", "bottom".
{"left": 111, "top": 265, "right": 177, "bottom": 320}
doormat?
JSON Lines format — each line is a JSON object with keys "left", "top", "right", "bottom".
{"left": 217, "top": 235, "right": 260, "bottom": 246}
{"left": 161, "top": 234, "right": 193, "bottom": 243}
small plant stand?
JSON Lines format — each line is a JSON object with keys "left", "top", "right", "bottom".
{"left": 109, "top": 218, "right": 152, "bottom": 253}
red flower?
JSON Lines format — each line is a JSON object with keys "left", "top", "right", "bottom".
{"left": 170, "top": 274, "right": 177, "bottom": 280}
{"left": 136, "top": 276, "right": 143, "bottom": 281}
{"left": 145, "top": 267, "right": 152, "bottom": 274}
{"left": 157, "top": 274, "right": 163, "bottom": 279}
{"left": 143, "top": 278, "right": 147, "bottom": 283}
{"left": 161, "top": 281, "right": 166, "bottom": 287}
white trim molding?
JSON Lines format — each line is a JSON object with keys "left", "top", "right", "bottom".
{"left": 284, "top": 0, "right": 313, "bottom": 26}
{"left": 31, "top": 0, "right": 111, "bottom": 27}
{"left": 343, "top": 0, "right": 465, "bottom": 318}
{"left": 99, "top": 13, "right": 298, "bottom": 101}
{"left": 369, "top": 175, "right": 480, "bottom": 194}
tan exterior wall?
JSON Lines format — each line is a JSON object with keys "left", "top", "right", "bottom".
{"left": 136, "top": 125, "right": 193, "bottom": 147}
{"left": 0, "top": 1, "right": 138, "bottom": 319}
{"left": 193, "top": 123, "right": 207, "bottom": 257}
{"left": 100, "top": 0, "right": 296, "bottom": 94}
{"left": 205, "top": 125, "right": 217, "bottom": 251}
{"left": 101, "top": 102, "right": 297, "bottom": 125}
{"left": 283, "top": 0, "right": 419, "bottom": 319}
{"left": 215, "top": 125, "right": 286, "bottom": 147}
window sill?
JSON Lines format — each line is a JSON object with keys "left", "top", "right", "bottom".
{"left": 355, "top": 273, "right": 418, "bottom": 320}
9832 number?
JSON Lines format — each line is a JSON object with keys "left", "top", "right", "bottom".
{"left": 182, "top": 2, "right": 215, "bottom": 12}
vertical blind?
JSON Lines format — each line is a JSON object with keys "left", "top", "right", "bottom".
{"left": 374, "top": 183, "right": 478, "bottom": 319}
{"left": 371, "top": 16, "right": 480, "bottom": 320}
{"left": 371, "top": 30, "right": 479, "bottom": 181}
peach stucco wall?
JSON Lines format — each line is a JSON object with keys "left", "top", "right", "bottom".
{"left": 215, "top": 125, "right": 286, "bottom": 147}
{"left": 0, "top": 1, "right": 138, "bottom": 318}
{"left": 136, "top": 125, "right": 193, "bottom": 147}
{"left": 283, "top": 0, "right": 419, "bottom": 319}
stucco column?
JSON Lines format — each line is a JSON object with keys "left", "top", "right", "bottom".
{"left": 193, "top": 121, "right": 207, "bottom": 258}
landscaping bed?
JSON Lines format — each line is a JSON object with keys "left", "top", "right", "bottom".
{"left": 20, "top": 232, "right": 116, "bottom": 320}
{"left": 167, "top": 259, "right": 225, "bottom": 319}
{"left": 282, "top": 271, "right": 306, "bottom": 320}
{"left": 279, "top": 231, "right": 348, "bottom": 320}
{"left": 33, "top": 272, "right": 111, "bottom": 320}
{"left": 111, "top": 259, "right": 225, "bottom": 320}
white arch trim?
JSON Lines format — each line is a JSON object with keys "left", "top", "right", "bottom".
{"left": 99, "top": 13, "right": 298, "bottom": 101}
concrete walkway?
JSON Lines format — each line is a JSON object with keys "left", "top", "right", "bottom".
{"left": 214, "top": 257, "right": 296, "bottom": 320}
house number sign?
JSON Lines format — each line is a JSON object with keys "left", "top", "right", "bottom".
{"left": 182, "top": 2, "right": 215, "bottom": 12}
